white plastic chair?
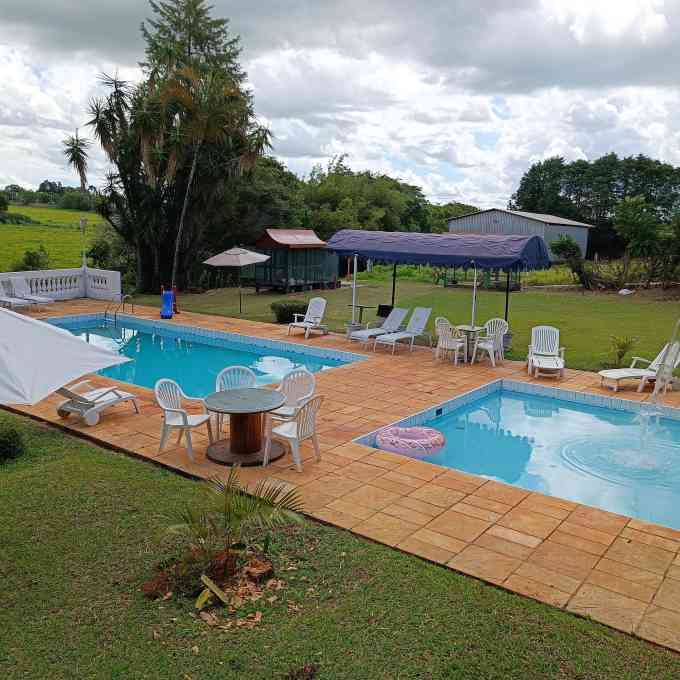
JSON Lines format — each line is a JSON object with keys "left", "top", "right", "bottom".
{"left": 434, "top": 317, "right": 466, "bottom": 365}
{"left": 154, "top": 379, "right": 213, "bottom": 461}
{"left": 271, "top": 368, "right": 316, "bottom": 422}
{"left": 527, "top": 325, "right": 564, "bottom": 375}
{"left": 264, "top": 396, "right": 323, "bottom": 471}
{"left": 214, "top": 366, "right": 257, "bottom": 431}
{"left": 287, "top": 297, "right": 328, "bottom": 339}
{"left": 473, "top": 318, "right": 509, "bottom": 367}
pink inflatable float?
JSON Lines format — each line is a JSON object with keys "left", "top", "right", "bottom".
{"left": 376, "top": 426, "right": 445, "bottom": 457}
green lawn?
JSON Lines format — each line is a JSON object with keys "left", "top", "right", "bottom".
{"left": 136, "top": 281, "right": 680, "bottom": 371}
{"left": 0, "top": 205, "right": 104, "bottom": 272}
{"left": 2, "top": 411, "right": 679, "bottom": 679}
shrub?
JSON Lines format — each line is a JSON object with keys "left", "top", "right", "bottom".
{"left": 271, "top": 301, "right": 310, "bottom": 324}
{"left": 0, "top": 191, "right": 8, "bottom": 212}
{"left": 58, "top": 191, "right": 92, "bottom": 211}
{"left": 0, "top": 426, "right": 25, "bottom": 463}
{"left": 12, "top": 244, "right": 50, "bottom": 271}
{"left": 610, "top": 335, "right": 636, "bottom": 368}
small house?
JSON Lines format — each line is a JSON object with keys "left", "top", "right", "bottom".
{"left": 253, "top": 229, "right": 339, "bottom": 292}
{"left": 448, "top": 209, "right": 591, "bottom": 259}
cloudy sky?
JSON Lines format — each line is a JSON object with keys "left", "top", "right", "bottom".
{"left": 2, "top": 0, "right": 680, "bottom": 207}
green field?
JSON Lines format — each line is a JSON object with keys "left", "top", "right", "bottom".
{"left": 2, "top": 410, "right": 679, "bottom": 679}
{"left": 0, "top": 205, "right": 104, "bottom": 271}
{"left": 136, "top": 281, "right": 680, "bottom": 372}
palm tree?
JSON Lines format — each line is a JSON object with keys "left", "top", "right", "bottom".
{"left": 162, "top": 66, "right": 271, "bottom": 288}
{"left": 62, "top": 129, "right": 91, "bottom": 192}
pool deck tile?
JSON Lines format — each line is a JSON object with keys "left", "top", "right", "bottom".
{"left": 10, "top": 298, "right": 680, "bottom": 652}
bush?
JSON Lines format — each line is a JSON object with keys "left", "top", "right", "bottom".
{"left": 0, "top": 191, "right": 8, "bottom": 211}
{"left": 271, "top": 301, "right": 310, "bottom": 324}
{"left": 12, "top": 244, "right": 50, "bottom": 271}
{"left": 0, "top": 426, "right": 25, "bottom": 463}
{"left": 58, "top": 192, "right": 92, "bottom": 211}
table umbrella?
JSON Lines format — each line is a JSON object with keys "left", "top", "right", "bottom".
{"left": 203, "top": 247, "right": 270, "bottom": 314}
{"left": 0, "top": 307, "right": 131, "bottom": 406}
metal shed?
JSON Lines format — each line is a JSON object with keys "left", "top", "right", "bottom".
{"left": 252, "top": 229, "right": 338, "bottom": 292}
{"left": 448, "top": 209, "right": 591, "bottom": 259}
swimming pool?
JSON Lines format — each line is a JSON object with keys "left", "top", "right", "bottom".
{"left": 358, "top": 380, "right": 680, "bottom": 531}
{"left": 49, "top": 314, "right": 363, "bottom": 397}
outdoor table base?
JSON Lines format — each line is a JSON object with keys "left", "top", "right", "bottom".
{"left": 207, "top": 436, "right": 285, "bottom": 466}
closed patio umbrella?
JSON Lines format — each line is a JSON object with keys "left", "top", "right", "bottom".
{"left": 0, "top": 308, "right": 131, "bottom": 406}
{"left": 203, "top": 247, "right": 270, "bottom": 314}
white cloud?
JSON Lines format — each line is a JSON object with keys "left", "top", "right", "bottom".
{"left": 2, "top": 1, "right": 680, "bottom": 209}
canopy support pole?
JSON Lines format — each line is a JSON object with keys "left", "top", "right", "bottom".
{"left": 351, "top": 253, "right": 358, "bottom": 324}
{"left": 239, "top": 269, "right": 242, "bottom": 315}
{"left": 471, "top": 262, "right": 478, "bottom": 328}
{"left": 504, "top": 271, "right": 511, "bottom": 321}
{"left": 391, "top": 263, "right": 397, "bottom": 307}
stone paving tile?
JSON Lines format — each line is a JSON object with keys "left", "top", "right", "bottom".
{"left": 504, "top": 574, "right": 571, "bottom": 608}
{"left": 449, "top": 545, "right": 522, "bottom": 585}
{"left": 16, "top": 300, "right": 680, "bottom": 653}
{"left": 605, "top": 537, "right": 675, "bottom": 576}
{"left": 567, "top": 583, "right": 648, "bottom": 633}
{"left": 426, "top": 509, "right": 491, "bottom": 543}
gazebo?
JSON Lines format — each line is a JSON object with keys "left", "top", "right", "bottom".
{"left": 252, "top": 229, "right": 338, "bottom": 293}
{"left": 326, "top": 230, "right": 551, "bottom": 321}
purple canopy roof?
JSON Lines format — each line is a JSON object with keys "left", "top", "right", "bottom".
{"left": 327, "top": 230, "right": 551, "bottom": 271}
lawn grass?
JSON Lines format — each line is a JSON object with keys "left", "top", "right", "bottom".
{"left": 0, "top": 205, "right": 104, "bottom": 272}
{"left": 2, "top": 411, "right": 680, "bottom": 679}
{"left": 136, "top": 281, "right": 680, "bottom": 371}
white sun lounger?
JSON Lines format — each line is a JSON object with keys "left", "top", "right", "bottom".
{"left": 8, "top": 276, "right": 54, "bottom": 308}
{"left": 0, "top": 292, "right": 35, "bottom": 310}
{"left": 287, "top": 297, "right": 328, "bottom": 339}
{"left": 599, "top": 343, "right": 680, "bottom": 392}
{"left": 527, "top": 325, "right": 565, "bottom": 378}
{"left": 349, "top": 307, "right": 408, "bottom": 345}
{"left": 56, "top": 380, "right": 140, "bottom": 426}
{"left": 373, "top": 307, "right": 432, "bottom": 354}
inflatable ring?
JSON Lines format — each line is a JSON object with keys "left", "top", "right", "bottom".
{"left": 376, "top": 426, "right": 445, "bottom": 457}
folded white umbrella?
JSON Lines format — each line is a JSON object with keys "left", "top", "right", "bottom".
{"left": 0, "top": 307, "right": 131, "bottom": 405}
{"left": 204, "top": 247, "right": 270, "bottom": 313}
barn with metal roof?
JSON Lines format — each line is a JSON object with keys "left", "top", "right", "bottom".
{"left": 448, "top": 209, "right": 591, "bottom": 259}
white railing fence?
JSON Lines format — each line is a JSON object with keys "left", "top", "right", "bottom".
{"left": 0, "top": 266, "right": 121, "bottom": 301}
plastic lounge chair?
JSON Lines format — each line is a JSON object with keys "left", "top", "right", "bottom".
{"left": 287, "top": 297, "right": 328, "bottom": 339}
{"left": 599, "top": 343, "right": 680, "bottom": 393}
{"left": 214, "top": 366, "right": 257, "bottom": 431}
{"left": 349, "top": 307, "right": 408, "bottom": 345}
{"left": 264, "top": 395, "right": 323, "bottom": 471}
{"left": 527, "top": 325, "right": 565, "bottom": 377}
{"left": 8, "top": 276, "right": 54, "bottom": 308}
{"left": 0, "top": 280, "right": 36, "bottom": 310}
{"left": 434, "top": 317, "right": 466, "bottom": 365}
{"left": 56, "top": 380, "right": 140, "bottom": 426}
{"left": 373, "top": 307, "right": 432, "bottom": 354}
{"left": 155, "top": 378, "right": 213, "bottom": 461}
{"left": 472, "top": 318, "right": 509, "bottom": 367}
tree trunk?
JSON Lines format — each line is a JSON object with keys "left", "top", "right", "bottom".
{"left": 171, "top": 141, "right": 202, "bottom": 289}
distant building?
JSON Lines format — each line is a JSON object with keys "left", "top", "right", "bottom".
{"left": 448, "top": 209, "right": 591, "bottom": 259}
{"left": 252, "top": 229, "right": 339, "bottom": 292}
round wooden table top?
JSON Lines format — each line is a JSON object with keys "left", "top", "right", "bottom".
{"left": 204, "top": 387, "right": 286, "bottom": 415}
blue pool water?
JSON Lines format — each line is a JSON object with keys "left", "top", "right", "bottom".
{"left": 366, "top": 386, "right": 680, "bottom": 530}
{"left": 54, "top": 316, "right": 358, "bottom": 397}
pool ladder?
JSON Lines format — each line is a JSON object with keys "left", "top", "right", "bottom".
{"left": 105, "top": 295, "right": 135, "bottom": 326}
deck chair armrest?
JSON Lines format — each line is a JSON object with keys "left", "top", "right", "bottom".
{"left": 162, "top": 407, "right": 189, "bottom": 425}
{"left": 630, "top": 356, "right": 652, "bottom": 368}
{"left": 560, "top": 347, "right": 566, "bottom": 360}
{"left": 292, "top": 313, "right": 306, "bottom": 322}
{"left": 66, "top": 380, "right": 93, "bottom": 393}
{"left": 89, "top": 386, "right": 128, "bottom": 402}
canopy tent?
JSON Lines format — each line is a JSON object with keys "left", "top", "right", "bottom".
{"left": 327, "top": 230, "right": 551, "bottom": 321}
{"left": 0, "top": 308, "right": 130, "bottom": 406}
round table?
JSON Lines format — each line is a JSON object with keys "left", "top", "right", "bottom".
{"left": 456, "top": 324, "right": 485, "bottom": 363}
{"left": 204, "top": 388, "right": 287, "bottom": 466}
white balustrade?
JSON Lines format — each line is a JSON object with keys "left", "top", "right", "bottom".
{"left": 0, "top": 266, "right": 121, "bottom": 302}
